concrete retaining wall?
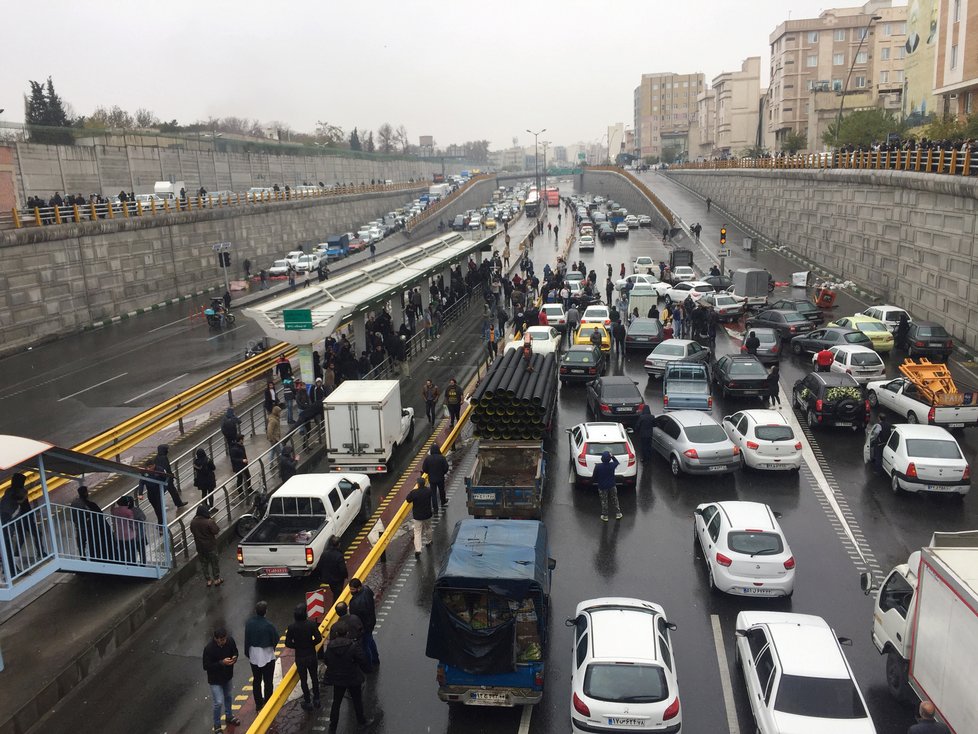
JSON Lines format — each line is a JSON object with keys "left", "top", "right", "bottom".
{"left": 581, "top": 170, "right": 671, "bottom": 232}
{"left": 0, "top": 177, "right": 497, "bottom": 355}
{"left": 665, "top": 169, "right": 978, "bottom": 351}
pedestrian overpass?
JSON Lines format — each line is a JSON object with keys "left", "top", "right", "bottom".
{"left": 0, "top": 435, "right": 171, "bottom": 603}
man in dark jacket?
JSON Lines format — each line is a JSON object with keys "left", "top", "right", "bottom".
{"left": 908, "top": 700, "right": 950, "bottom": 733}
{"left": 422, "top": 445, "right": 450, "bottom": 513}
{"left": 349, "top": 577, "right": 379, "bottom": 668}
{"left": 319, "top": 535, "right": 348, "bottom": 603}
{"left": 153, "top": 444, "right": 186, "bottom": 507}
{"left": 592, "top": 451, "right": 622, "bottom": 522}
{"left": 744, "top": 330, "right": 761, "bottom": 356}
{"left": 635, "top": 406, "right": 655, "bottom": 464}
{"left": 244, "top": 601, "right": 279, "bottom": 711}
{"left": 612, "top": 319, "right": 626, "bottom": 356}
{"left": 324, "top": 626, "right": 374, "bottom": 730}
{"left": 220, "top": 408, "right": 241, "bottom": 454}
{"left": 202, "top": 626, "right": 241, "bottom": 732}
{"left": 443, "top": 377, "right": 463, "bottom": 427}
{"left": 329, "top": 601, "right": 364, "bottom": 641}
{"left": 406, "top": 477, "right": 433, "bottom": 559}
{"left": 190, "top": 505, "right": 222, "bottom": 586}
{"left": 285, "top": 604, "right": 323, "bottom": 711}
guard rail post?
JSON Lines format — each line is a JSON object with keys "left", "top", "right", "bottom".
{"left": 54, "top": 205, "right": 62, "bottom": 225}
{"left": 11, "top": 207, "right": 20, "bottom": 228}
{"left": 965, "top": 149, "right": 972, "bottom": 176}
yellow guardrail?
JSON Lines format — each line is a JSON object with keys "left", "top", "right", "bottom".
{"left": 671, "top": 148, "right": 975, "bottom": 176}
{"left": 585, "top": 166, "right": 675, "bottom": 226}
{"left": 403, "top": 174, "right": 492, "bottom": 234}
{"left": 3, "top": 343, "right": 297, "bottom": 502}
{"left": 247, "top": 381, "right": 482, "bottom": 733}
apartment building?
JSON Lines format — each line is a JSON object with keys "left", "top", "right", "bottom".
{"left": 712, "top": 57, "right": 763, "bottom": 156}
{"left": 608, "top": 123, "right": 625, "bottom": 162}
{"left": 693, "top": 88, "right": 716, "bottom": 159}
{"left": 767, "top": 0, "right": 906, "bottom": 150}
{"left": 634, "top": 71, "right": 705, "bottom": 160}
{"left": 934, "top": 0, "right": 978, "bottom": 118}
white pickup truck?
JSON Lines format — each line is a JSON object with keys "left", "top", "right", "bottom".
{"left": 866, "top": 376, "right": 978, "bottom": 428}
{"left": 236, "top": 474, "right": 368, "bottom": 579}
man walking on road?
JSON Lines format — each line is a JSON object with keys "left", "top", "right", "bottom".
{"left": 244, "top": 601, "right": 279, "bottom": 712}
{"left": 444, "top": 377, "right": 463, "bottom": 427}
{"left": 635, "top": 406, "right": 655, "bottom": 465}
{"left": 323, "top": 626, "right": 375, "bottom": 731}
{"left": 593, "top": 452, "right": 622, "bottom": 522}
{"left": 422, "top": 445, "right": 450, "bottom": 512}
{"left": 191, "top": 505, "right": 222, "bottom": 587}
{"left": 319, "top": 535, "right": 349, "bottom": 604}
{"left": 285, "top": 603, "right": 323, "bottom": 712}
{"left": 908, "top": 701, "right": 949, "bottom": 733}
{"left": 612, "top": 319, "right": 626, "bottom": 357}
{"left": 422, "top": 379, "right": 440, "bottom": 423}
{"left": 349, "top": 578, "right": 380, "bottom": 669}
{"left": 202, "top": 627, "right": 241, "bottom": 733}
{"left": 706, "top": 197, "right": 712, "bottom": 212}
{"left": 406, "top": 477, "right": 433, "bottom": 559}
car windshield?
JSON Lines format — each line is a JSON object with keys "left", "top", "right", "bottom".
{"left": 917, "top": 326, "right": 948, "bottom": 337}
{"left": 630, "top": 321, "right": 661, "bottom": 335}
{"left": 727, "top": 531, "right": 784, "bottom": 556}
{"left": 584, "top": 663, "right": 668, "bottom": 704}
{"left": 775, "top": 674, "right": 867, "bottom": 719}
{"left": 653, "top": 343, "right": 686, "bottom": 357}
{"left": 564, "top": 351, "right": 595, "bottom": 363}
{"left": 666, "top": 380, "right": 708, "bottom": 394}
{"left": 859, "top": 322, "right": 887, "bottom": 333}
{"left": 783, "top": 312, "right": 808, "bottom": 323}
{"left": 755, "top": 425, "right": 794, "bottom": 441}
{"left": 850, "top": 352, "right": 882, "bottom": 366}
{"left": 683, "top": 425, "right": 727, "bottom": 443}
{"left": 904, "top": 439, "right": 963, "bottom": 460}
{"left": 530, "top": 332, "right": 551, "bottom": 341}
{"left": 729, "top": 362, "right": 768, "bottom": 377}
{"left": 755, "top": 332, "right": 778, "bottom": 345}
{"left": 586, "top": 441, "right": 626, "bottom": 456}
{"left": 843, "top": 333, "right": 871, "bottom": 344}
{"left": 795, "top": 302, "right": 818, "bottom": 313}
{"left": 566, "top": 273, "right": 584, "bottom": 281}
{"left": 602, "top": 384, "right": 640, "bottom": 399}
{"left": 694, "top": 285, "right": 713, "bottom": 293}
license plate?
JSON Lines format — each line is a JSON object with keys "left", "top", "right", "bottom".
{"left": 740, "top": 390, "right": 758, "bottom": 395}
{"left": 949, "top": 423, "right": 964, "bottom": 428}
{"left": 741, "top": 587, "right": 775, "bottom": 595}
{"left": 925, "top": 484, "right": 956, "bottom": 492}
{"left": 759, "top": 463, "right": 794, "bottom": 470}
{"left": 472, "top": 493, "right": 496, "bottom": 501}
{"left": 835, "top": 421, "right": 852, "bottom": 427}
{"left": 609, "top": 717, "right": 646, "bottom": 726}
{"left": 708, "top": 465, "right": 728, "bottom": 471}
{"left": 616, "top": 407, "right": 630, "bottom": 413}
{"left": 571, "top": 368, "right": 584, "bottom": 373}
{"left": 261, "top": 567, "right": 290, "bottom": 577}
{"left": 469, "top": 692, "right": 507, "bottom": 705}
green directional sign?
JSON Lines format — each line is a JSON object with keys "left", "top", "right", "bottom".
{"left": 578, "top": 152, "right": 586, "bottom": 161}
{"left": 283, "top": 309, "right": 313, "bottom": 330}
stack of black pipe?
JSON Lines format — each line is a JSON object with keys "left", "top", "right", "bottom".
{"left": 470, "top": 349, "right": 557, "bottom": 439}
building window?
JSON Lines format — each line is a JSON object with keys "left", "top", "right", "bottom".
{"left": 807, "top": 54, "right": 818, "bottom": 67}
{"left": 682, "top": 81, "right": 688, "bottom": 87}
{"left": 883, "top": 23, "right": 891, "bottom": 36}
{"left": 881, "top": 47, "right": 890, "bottom": 60}
{"left": 855, "top": 75, "right": 867, "bottom": 88}
{"left": 808, "top": 31, "right": 819, "bottom": 43}
{"left": 857, "top": 27, "right": 869, "bottom": 40}
{"left": 833, "top": 53, "right": 845, "bottom": 65}
{"left": 879, "top": 70, "right": 889, "bottom": 83}
{"left": 894, "top": 70, "right": 904, "bottom": 82}
{"left": 856, "top": 51, "right": 868, "bottom": 63}
{"left": 954, "top": 0, "right": 962, "bottom": 21}
{"left": 652, "top": 83, "right": 659, "bottom": 90}
{"left": 898, "top": 22, "right": 906, "bottom": 34}
{"left": 832, "top": 79, "right": 843, "bottom": 91}
{"left": 966, "top": 92, "right": 973, "bottom": 114}
{"left": 804, "top": 103, "right": 810, "bottom": 115}
{"left": 897, "top": 46, "right": 906, "bottom": 59}
{"left": 834, "top": 29, "right": 847, "bottom": 41}
{"left": 951, "top": 45, "right": 958, "bottom": 69}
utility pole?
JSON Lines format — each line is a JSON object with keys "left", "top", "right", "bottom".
{"left": 213, "top": 242, "right": 232, "bottom": 298}
{"left": 542, "top": 141, "right": 550, "bottom": 209}
{"left": 526, "top": 127, "right": 546, "bottom": 192}
{"left": 835, "top": 14, "right": 882, "bottom": 146}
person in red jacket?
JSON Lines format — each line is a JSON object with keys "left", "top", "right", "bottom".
{"left": 815, "top": 348, "right": 834, "bottom": 372}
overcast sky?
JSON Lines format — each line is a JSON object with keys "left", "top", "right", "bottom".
{"left": 2, "top": 0, "right": 902, "bottom": 150}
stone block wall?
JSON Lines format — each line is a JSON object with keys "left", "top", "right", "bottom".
{"left": 665, "top": 169, "right": 978, "bottom": 351}
{"left": 581, "top": 170, "right": 672, "bottom": 232}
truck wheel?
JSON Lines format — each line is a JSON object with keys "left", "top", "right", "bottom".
{"left": 867, "top": 391, "right": 879, "bottom": 408}
{"left": 906, "top": 412, "right": 918, "bottom": 424}
{"left": 886, "top": 651, "right": 914, "bottom": 703}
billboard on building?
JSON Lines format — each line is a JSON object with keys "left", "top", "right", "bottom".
{"left": 904, "top": 0, "right": 939, "bottom": 121}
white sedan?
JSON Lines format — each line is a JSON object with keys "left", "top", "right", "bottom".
{"left": 566, "top": 422, "right": 637, "bottom": 487}
{"left": 816, "top": 345, "right": 885, "bottom": 384}
{"left": 735, "top": 612, "right": 876, "bottom": 734}
{"left": 504, "top": 326, "right": 562, "bottom": 355}
{"left": 268, "top": 259, "right": 290, "bottom": 276}
{"left": 863, "top": 423, "right": 970, "bottom": 495}
{"left": 633, "top": 256, "right": 656, "bottom": 274}
{"left": 578, "top": 235, "right": 595, "bottom": 251}
{"left": 721, "top": 410, "right": 802, "bottom": 471}
{"left": 617, "top": 273, "right": 669, "bottom": 296}
{"left": 294, "top": 253, "right": 321, "bottom": 272}
{"left": 671, "top": 265, "right": 696, "bottom": 283}
{"left": 695, "top": 501, "right": 795, "bottom": 597}
{"left": 664, "top": 280, "right": 714, "bottom": 305}
{"left": 580, "top": 305, "right": 612, "bottom": 328}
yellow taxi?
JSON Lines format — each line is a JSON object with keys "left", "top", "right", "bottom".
{"left": 484, "top": 216, "right": 497, "bottom": 230}
{"left": 827, "top": 314, "right": 895, "bottom": 352}
{"left": 573, "top": 324, "right": 611, "bottom": 353}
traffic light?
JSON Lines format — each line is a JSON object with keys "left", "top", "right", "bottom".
{"left": 219, "top": 251, "right": 231, "bottom": 267}
{"left": 719, "top": 227, "right": 727, "bottom": 246}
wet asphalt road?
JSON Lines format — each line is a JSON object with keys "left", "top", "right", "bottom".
{"left": 29, "top": 180, "right": 978, "bottom": 733}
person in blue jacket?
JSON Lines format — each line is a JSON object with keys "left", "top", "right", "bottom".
{"left": 592, "top": 451, "right": 622, "bottom": 522}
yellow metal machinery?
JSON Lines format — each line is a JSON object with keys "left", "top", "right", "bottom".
{"left": 899, "top": 358, "right": 978, "bottom": 407}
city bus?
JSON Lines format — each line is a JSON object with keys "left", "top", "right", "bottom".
{"left": 545, "top": 187, "right": 560, "bottom": 208}
{"left": 525, "top": 189, "right": 540, "bottom": 217}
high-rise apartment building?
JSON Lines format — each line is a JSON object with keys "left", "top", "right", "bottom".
{"left": 767, "top": 0, "right": 906, "bottom": 150}
{"left": 634, "top": 72, "right": 705, "bottom": 160}
{"left": 712, "top": 57, "right": 763, "bottom": 156}
{"left": 934, "top": 0, "right": 978, "bottom": 118}
{"left": 608, "top": 123, "right": 625, "bottom": 163}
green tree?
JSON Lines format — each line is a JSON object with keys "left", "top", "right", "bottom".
{"left": 24, "top": 77, "right": 73, "bottom": 144}
{"left": 781, "top": 130, "right": 808, "bottom": 154}
{"left": 365, "top": 131, "right": 375, "bottom": 153}
{"left": 822, "top": 109, "right": 902, "bottom": 148}
{"left": 924, "top": 116, "right": 964, "bottom": 140}
{"left": 349, "top": 127, "right": 362, "bottom": 151}
{"left": 741, "top": 145, "right": 768, "bottom": 158}
{"left": 43, "top": 77, "right": 70, "bottom": 128}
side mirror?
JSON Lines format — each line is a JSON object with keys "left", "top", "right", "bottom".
{"left": 837, "top": 636, "right": 853, "bottom": 647}
{"left": 693, "top": 508, "right": 703, "bottom": 517}
{"left": 665, "top": 622, "right": 678, "bottom": 632}
{"left": 734, "top": 629, "right": 747, "bottom": 638}
{"left": 772, "top": 510, "right": 783, "bottom": 519}
{"left": 548, "top": 557, "right": 557, "bottom": 570}
{"left": 564, "top": 428, "right": 572, "bottom": 434}
{"left": 564, "top": 617, "right": 577, "bottom": 628}
{"left": 859, "top": 571, "right": 875, "bottom": 595}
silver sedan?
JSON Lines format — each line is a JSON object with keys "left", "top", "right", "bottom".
{"left": 651, "top": 410, "right": 741, "bottom": 476}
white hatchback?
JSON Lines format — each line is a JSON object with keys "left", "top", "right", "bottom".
{"left": 633, "top": 256, "right": 656, "bottom": 274}
{"left": 664, "top": 281, "right": 713, "bottom": 305}
{"left": 721, "top": 410, "right": 802, "bottom": 471}
{"left": 694, "top": 501, "right": 795, "bottom": 597}
{"left": 820, "top": 345, "right": 885, "bottom": 384}
{"left": 578, "top": 235, "right": 595, "bottom": 251}
{"left": 735, "top": 612, "right": 876, "bottom": 734}
{"left": 569, "top": 598, "right": 682, "bottom": 734}
{"left": 863, "top": 423, "right": 971, "bottom": 495}
{"left": 566, "top": 422, "right": 637, "bottom": 487}
{"left": 581, "top": 305, "right": 612, "bottom": 328}
{"left": 671, "top": 266, "right": 696, "bottom": 283}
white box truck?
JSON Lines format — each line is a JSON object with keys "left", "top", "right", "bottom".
{"left": 428, "top": 183, "right": 451, "bottom": 201}
{"left": 323, "top": 380, "right": 414, "bottom": 474}
{"left": 861, "top": 530, "right": 978, "bottom": 732}
{"left": 154, "top": 180, "right": 186, "bottom": 201}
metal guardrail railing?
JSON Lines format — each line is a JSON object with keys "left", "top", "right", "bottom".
{"left": 403, "top": 174, "right": 492, "bottom": 235}
{"left": 1, "top": 181, "right": 422, "bottom": 230}
{"left": 585, "top": 165, "right": 676, "bottom": 226}
{"left": 671, "top": 148, "right": 977, "bottom": 177}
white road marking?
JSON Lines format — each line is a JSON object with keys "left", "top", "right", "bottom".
{"left": 123, "top": 373, "right": 189, "bottom": 404}
{"left": 148, "top": 317, "right": 189, "bottom": 333}
{"left": 711, "top": 614, "right": 741, "bottom": 734}
{"left": 206, "top": 325, "right": 245, "bottom": 340}
{"left": 518, "top": 703, "right": 533, "bottom": 734}
{"left": 57, "top": 372, "right": 128, "bottom": 402}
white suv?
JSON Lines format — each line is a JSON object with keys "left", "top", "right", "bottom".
{"left": 694, "top": 501, "right": 795, "bottom": 597}
{"left": 566, "top": 423, "right": 637, "bottom": 488}
{"left": 569, "top": 597, "right": 682, "bottom": 734}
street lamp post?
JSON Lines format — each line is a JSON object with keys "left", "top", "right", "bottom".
{"left": 542, "top": 141, "right": 550, "bottom": 208}
{"left": 526, "top": 128, "right": 545, "bottom": 191}
{"left": 835, "top": 14, "right": 882, "bottom": 147}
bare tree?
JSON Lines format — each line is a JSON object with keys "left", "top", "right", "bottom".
{"left": 395, "top": 124, "right": 409, "bottom": 153}
{"left": 135, "top": 108, "right": 159, "bottom": 128}
{"left": 315, "top": 120, "right": 344, "bottom": 146}
{"left": 377, "top": 122, "right": 394, "bottom": 153}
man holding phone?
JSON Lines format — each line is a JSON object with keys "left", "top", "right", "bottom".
{"left": 202, "top": 626, "right": 241, "bottom": 733}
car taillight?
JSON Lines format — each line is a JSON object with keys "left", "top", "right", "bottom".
{"left": 746, "top": 441, "right": 759, "bottom": 450}
{"left": 636, "top": 402, "right": 646, "bottom": 413}
{"left": 236, "top": 546, "right": 243, "bottom": 564}
{"left": 305, "top": 548, "right": 315, "bottom": 565}
{"left": 783, "top": 556, "right": 796, "bottom": 570}
{"left": 915, "top": 341, "right": 925, "bottom": 347}
{"left": 600, "top": 403, "right": 611, "bottom": 413}
{"left": 683, "top": 448, "right": 698, "bottom": 459}
{"left": 708, "top": 396, "right": 713, "bottom": 408}
{"left": 794, "top": 442, "right": 802, "bottom": 450}
{"left": 560, "top": 366, "right": 567, "bottom": 373}
{"left": 732, "top": 446, "right": 741, "bottom": 455}
{"left": 436, "top": 664, "right": 446, "bottom": 685}
{"left": 907, "top": 462, "right": 917, "bottom": 479}
{"left": 789, "top": 325, "right": 797, "bottom": 332}
{"left": 964, "top": 465, "right": 971, "bottom": 480}
{"left": 588, "top": 367, "right": 597, "bottom": 374}
{"left": 716, "top": 553, "right": 732, "bottom": 567}
{"left": 573, "top": 692, "right": 591, "bottom": 717}
{"left": 663, "top": 697, "right": 680, "bottom": 721}
{"left": 579, "top": 443, "right": 589, "bottom": 467}
{"left": 626, "top": 442, "right": 636, "bottom": 468}
{"left": 663, "top": 395, "right": 669, "bottom": 406}
{"left": 771, "top": 345, "right": 780, "bottom": 353}
{"left": 815, "top": 399, "right": 823, "bottom": 412}
{"left": 927, "top": 407, "right": 935, "bottom": 424}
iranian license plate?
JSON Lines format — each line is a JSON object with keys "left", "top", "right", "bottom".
{"left": 616, "top": 407, "right": 630, "bottom": 413}
{"left": 740, "top": 390, "right": 758, "bottom": 395}
{"left": 835, "top": 421, "right": 852, "bottom": 427}
{"left": 707, "top": 465, "right": 727, "bottom": 471}
{"left": 571, "top": 368, "right": 584, "bottom": 373}
{"left": 949, "top": 423, "right": 964, "bottom": 428}
{"left": 469, "top": 691, "right": 507, "bottom": 705}
{"left": 760, "top": 463, "right": 793, "bottom": 470}
{"left": 741, "top": 587, "right": 775, "bottom": 595}
{"left": 925, "top": 484, "right": 956, "bottom": 492}
{"left": 472, "top": 493, "right": 496, "bottom": 501}
{"left": 609, "top": 717, "right": 646, "bottom": 726}
{"left": 261, "top": 567, "right": 290, "bottom": 577}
